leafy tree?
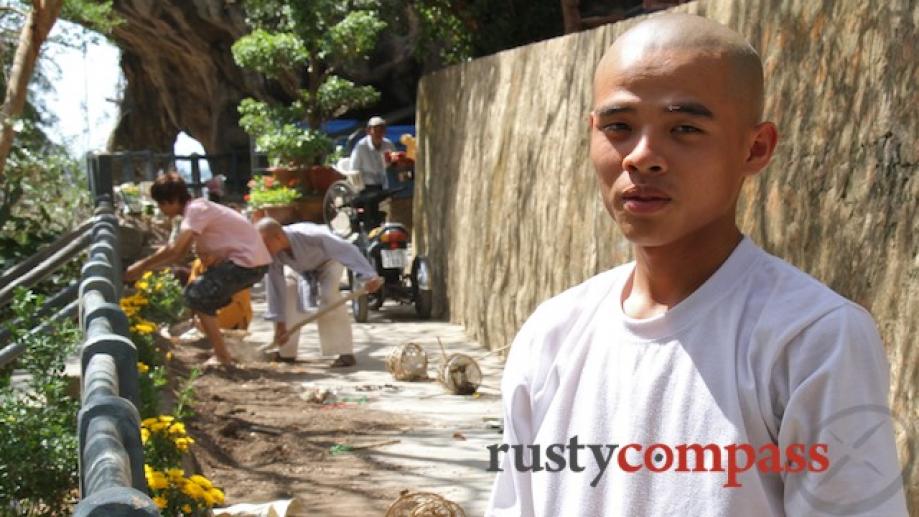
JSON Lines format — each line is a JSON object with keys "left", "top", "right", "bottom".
{"left": 0, "top": 1, "right": 118, "bottom": 267}
{"left": 232, "top": 0, "right": 388, "bottom": 166}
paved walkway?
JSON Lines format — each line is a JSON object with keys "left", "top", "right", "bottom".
{"left": 237, "top": 283, "right": 504, "bottom": 516}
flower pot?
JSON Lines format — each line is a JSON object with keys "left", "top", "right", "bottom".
{"left": 253, "top": 204, "right": 297, "bottom": 225}
{"left": 308, "top": 165, "right": 345, "bottom": 194}
{"left": 293, "top": 195, "right": 324, "bottom": 223}
{"left": 266, "top": 166, "right": 299, "bottom": 186}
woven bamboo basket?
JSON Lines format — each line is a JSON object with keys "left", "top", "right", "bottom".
{"left": 385, "top": 491, "right": 465, "bottom": 517}
{"left": 437, "top": 353, "right": 481, "bottom": 395}
{"left": 385, "top": 342, "right": 429, "bottom": 381}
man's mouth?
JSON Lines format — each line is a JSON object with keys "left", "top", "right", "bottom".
{"left": 621, "top": 187, "right": 671, "bottom": 214}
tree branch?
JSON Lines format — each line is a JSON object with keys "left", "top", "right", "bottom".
{"left": 0, "top": 0, "right": 64, "bottom": 181}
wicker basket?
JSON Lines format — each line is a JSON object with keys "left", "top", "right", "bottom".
{"left": 385, "top": 342, "right": 429, "bottom": 381}
{"left": 437, "top": 353, "right": 481, "bottom": 395}
{"left": 385, "top": 491, "right": 465, "bottom": 517}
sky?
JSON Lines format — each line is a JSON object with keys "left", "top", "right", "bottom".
{"left": 36, "top": 20, "right": 207, "bottom": 165}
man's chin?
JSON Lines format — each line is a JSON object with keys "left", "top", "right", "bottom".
{"left": 615, "top": 221, "right": 678, "bottom": 249}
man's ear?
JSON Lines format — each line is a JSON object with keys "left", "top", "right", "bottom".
{"left": 744, "top": 121, "right": 778, "bottom": 176}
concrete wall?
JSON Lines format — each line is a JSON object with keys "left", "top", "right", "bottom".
{"left": 414, "top": 0, "right": 917, "bottom": 509}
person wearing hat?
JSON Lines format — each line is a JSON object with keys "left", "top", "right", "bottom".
{"left": 350, "top": 116, "right": 395, "bottom": 191}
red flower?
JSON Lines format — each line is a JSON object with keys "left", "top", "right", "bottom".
{"left": 244, "top": 194, "right": 250, "bottom": 201}
{"left": 264, "top": 176, "right": 274, "bottom": 188}
{"left": 288, "top": 179, "right": 298, "bottom": 186}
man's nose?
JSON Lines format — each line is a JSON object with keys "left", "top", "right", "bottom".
{"left": 621, "top": 133, "right": 667, "bottom": 175}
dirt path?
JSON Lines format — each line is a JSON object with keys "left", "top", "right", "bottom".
{"left": 172, "top": 285, "right": 504, "bottom": 516}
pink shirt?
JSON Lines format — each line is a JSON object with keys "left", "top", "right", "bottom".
{"left": 180, "top": 198, "right": 271, "bottom": 268}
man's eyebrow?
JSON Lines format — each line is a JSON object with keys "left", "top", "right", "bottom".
{"left": 665, "top": 102, "right": 714, "bottom": 118}
{"left": 592, "top": 105, "right": 635, "bottom": 117}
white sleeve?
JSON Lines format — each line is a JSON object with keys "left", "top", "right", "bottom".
{"left": 349, "top": 143, "right": 365, "bottom": 173}
{"left": 262, "top": 260, "right": 285, "bottom": 322}
{"left": 775, "top": 304, "right": 908, "bottom": 517}
{"left": 486, "top": 317, "right": 540, "bottom": 516}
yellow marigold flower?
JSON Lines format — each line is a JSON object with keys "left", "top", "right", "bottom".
{"left": 142, "top": 271, "right": 154, "bottom": 280}
{"left": 182, "top": 504, "right": 192, "bottom": 514}
{"left": 182, "top": 479, "right": 205, "bottom": 500}
{"left": 152, "top": 496, "right": 167, "bottom": 509}
{"left": 189, "top": 474, "right": 212, "bottom": 489}
{"left": 167, "top": 467, "right": 185, "bottom": 482}
{"left": 202, "top": 490, "right": 217, "bottom": 506}
{"left": 174, "top": 436, "right": 194, "bottom": 452}
{"left": 159, "top": 415, "right": 175, "bottom": 423}
{"left": 120, "top": 303, "right": 139, "bottom": 318}
{"left": 137, "top": 362, "right": 149, "bottom": 374}
{"left": 147, "top": 470, "right": 168, "bottom": 490}
{"left": 144, "top": 464, "right": 153, "bottom": 476}
{"left": 135, "top": 281, "right": 149, "bottom": 290}
{"left": 150, "top": 421, "right": 168, "bottom": 432}
{"left": 141, "top": 417, "right": 158, "bottom": 428}
{"left": 168, "top": 422, "right": 186, "bottom": 435}
{"left": 131, "top": 321, "right": 156, "bottom": 335}
{"left": 208, "top": 487, "right": 225, "bottom": 505}
{"left": 140, "top": 428, "right": 150, "bottom": 444}
{"left": 166, "top": 351, "right": 174, "bottom": 361}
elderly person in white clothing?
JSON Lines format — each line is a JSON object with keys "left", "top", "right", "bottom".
{"left": 257, "top": 218, "right": 382, "bottom": 367}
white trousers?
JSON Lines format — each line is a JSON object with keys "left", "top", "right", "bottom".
{"left": 278, "top": 262, "right": 353, "bottom": 358}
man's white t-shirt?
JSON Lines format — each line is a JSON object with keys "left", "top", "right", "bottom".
{"left": 487, "top": 237, "right": 907, "bottom": 517}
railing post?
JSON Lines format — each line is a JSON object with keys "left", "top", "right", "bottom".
{"left": 87, "top": 153, "right": 114, "bottom": 205}
{"left": 74, "top": 198, "right": 157, "bottom": 516}
{"left": 190, "top": 155, "right": 202, "bottom": 197}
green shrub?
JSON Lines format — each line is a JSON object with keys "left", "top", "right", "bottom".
{"left": 0, "top": 290, "right": 81, "bottom": 515}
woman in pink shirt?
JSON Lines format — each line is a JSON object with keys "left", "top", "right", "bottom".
{"left": 125, "top": 173, "right": 272, "bottom": 365}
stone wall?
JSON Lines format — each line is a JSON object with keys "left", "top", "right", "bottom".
{"left": 414, "top": 0, "right": 917, "bottom": 509}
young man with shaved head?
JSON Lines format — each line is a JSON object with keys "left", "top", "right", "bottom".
{"left": 486, "top": 13, "right": 907, "bottom": 517}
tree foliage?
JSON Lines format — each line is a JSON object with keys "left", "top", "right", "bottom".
{"left": 232, "top": 0, "right": 389, "bottom": 166}
{"left": 0, "top": 1, "right": 118, "bottom": 272}
{"left": 0, "top": 290, "right": 82, "bottom": 515}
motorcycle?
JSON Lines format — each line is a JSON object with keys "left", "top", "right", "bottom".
{"left": 322, "top": 175, "right": 432, "bottom": 322}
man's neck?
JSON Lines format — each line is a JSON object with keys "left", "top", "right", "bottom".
{"left": 623, "top": 220, "right": 742, "bottom": 319}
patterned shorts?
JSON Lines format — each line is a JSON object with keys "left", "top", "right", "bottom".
{"left": 184, "top": 261, "right": 268, "bottom": 316}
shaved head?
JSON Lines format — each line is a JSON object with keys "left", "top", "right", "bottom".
{"left": 255, "top": 217, "right": 283, "bottom": 236}
{"left": 596, "top": 13, "right": 764, "bottom": 124}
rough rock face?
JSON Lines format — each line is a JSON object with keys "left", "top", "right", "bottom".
{"left": 414, "top": 0, "right": 917, "bottom": 509}
{"left": 104, "top": 0, "right": 258, "bottom": 154}
{"left": 100, "top": 1, "right": 431, "bottom": 155}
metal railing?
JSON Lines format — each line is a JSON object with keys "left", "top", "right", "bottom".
{"left": 90, "top": 150, "right": 252, "bottom": 199}
{"left": 72, "top": 158, "right": 158, "bottom": 516}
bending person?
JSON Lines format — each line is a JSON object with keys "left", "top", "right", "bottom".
{"left": 257, "top": 218, "right": 383, "bottom": 367}
{"left": 125, "top": 173, "right": 271, "bottom": 366}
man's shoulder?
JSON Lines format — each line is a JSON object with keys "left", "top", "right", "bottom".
{"left": 518, "top": 265, "right": 629, "bottom": 339}
{"left": 738, "top": 243, "right": 880, "bottom": 352}
{"left": 749, "top": 246, "right": 853, "bottom": 319}
{"left": 286, "top": 222, "right": 333, "bottom": 239}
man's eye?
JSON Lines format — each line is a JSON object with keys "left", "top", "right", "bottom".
{"left": 673, "top": 125, "right": 701, "bottom": 134}
{"left": 600, "top": 122, "right": 630, "bottom": 133}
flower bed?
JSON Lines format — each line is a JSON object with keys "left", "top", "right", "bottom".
{"left": 121, "top": 270, "right": 226, "bottom": 516}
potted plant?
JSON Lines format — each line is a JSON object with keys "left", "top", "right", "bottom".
{"left": 245, "top": 174, "right": 302, "bottom": 224}
{"left": 232, "top": 6, "right": 386, "bottom": 222}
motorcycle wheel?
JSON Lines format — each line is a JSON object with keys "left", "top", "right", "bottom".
{"left": 348, "top": 270, "right": 368, "bottom": 323}
{"left": 324, "top": 180, "right": 356, "bottom": 238}
{"left": 411, "top": 256, "right": 433, "bottom": 319}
